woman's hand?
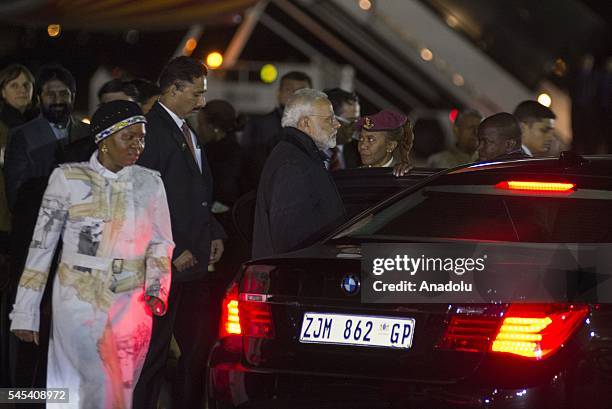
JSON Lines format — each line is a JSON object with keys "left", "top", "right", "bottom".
{"left": 392, "top": 161, "right": 413, "bottom": 177}
{"left": 13, "top": 330, "right": 39, "bottom": 345}
{"left": 145, "top": 296, "right": 165, "bottom": 316}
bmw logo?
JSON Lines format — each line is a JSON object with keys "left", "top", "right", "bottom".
{"left": 341, "top": 274, "right": 360, "bottom": 296}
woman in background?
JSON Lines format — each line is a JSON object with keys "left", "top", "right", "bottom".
{"left": 0, "top": 64, "right": 37, "bottom": 269}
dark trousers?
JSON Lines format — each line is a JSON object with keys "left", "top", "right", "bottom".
{"left": 133, "top": 279, "right": 222, "bottom": 409}
{"left": 2, "top": 267, "right": 52, "bottom": 409}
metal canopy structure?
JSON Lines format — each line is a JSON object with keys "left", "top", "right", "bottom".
{"left": 0, "top": 0, "right": 258, "bottom": 30}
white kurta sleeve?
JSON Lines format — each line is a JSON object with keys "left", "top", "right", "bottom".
{"left": 10, "top": 168, "right": 70, "bottom": 332}
{"left": 144, "top": 178, "right": 174, "bottom": 314}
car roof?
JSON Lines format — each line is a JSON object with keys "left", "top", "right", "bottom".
{"left": 447, "top": 154, "right": 612, "bottom": 179}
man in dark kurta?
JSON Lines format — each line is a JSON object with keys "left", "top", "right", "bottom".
{"left": 253, "top": 89, "right": 345, "bottom": 258}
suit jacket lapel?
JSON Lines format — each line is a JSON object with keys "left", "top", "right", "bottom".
{"left": 67, "top": 117, "right": 83, "bottom": 144}
{"left": 40, "top": 118, "right": 59, "bottom": 146}
{"left": 153, "top": 103, "right": 200, "bottom": 174}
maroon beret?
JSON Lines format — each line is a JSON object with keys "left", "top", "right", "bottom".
{"left": 355, "top": 110, "right": 407, "bottom": 132}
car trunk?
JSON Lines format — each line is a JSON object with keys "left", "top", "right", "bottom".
{"left": 238, "top": 256, "right": 495, "bottom": 383}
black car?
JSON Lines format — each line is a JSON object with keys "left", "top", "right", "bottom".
{"left": 209, "top": 153, "right": 612, "bottom": 409}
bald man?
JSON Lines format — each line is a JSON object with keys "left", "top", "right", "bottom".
{"left": 477, "top": 112, "right": 528, "bottom": 161}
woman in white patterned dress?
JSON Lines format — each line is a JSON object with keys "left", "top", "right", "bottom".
{"left": 10, "top": 100, "right": 174, "bottom": 409}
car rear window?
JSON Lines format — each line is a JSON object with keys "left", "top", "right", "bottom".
{"left": 339, "top": 186, "right": 612, "bottom": 243}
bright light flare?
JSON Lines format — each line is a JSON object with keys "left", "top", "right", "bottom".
{"left": 420, "top": 48, "right": 433, "bottom": 61}
{"left": 537, "top": 93, "right": 552, "bottom": 107}
{"left": 260, "top": 64, "right": 278, "bottom": 83}
{"left": 206, "top": 52, "right": 223, "bottom": 69}
{"left": 47, "top": 24, "right": 61, "bottom": 38}
{"left": 359, "top": 0, "right": 372, "bottom": 11}
{"left": 184, "top": 38, "right": 198, "bottom": 54}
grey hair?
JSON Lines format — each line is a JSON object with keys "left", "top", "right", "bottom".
{"left": 281, "top": 88, "right": 329, "bottom": 128}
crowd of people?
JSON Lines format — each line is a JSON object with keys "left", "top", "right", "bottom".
{"left": 0, "top": 56, "right": 563, "bottom": 408}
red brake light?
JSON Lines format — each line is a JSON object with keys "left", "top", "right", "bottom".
{"left": 492, "top": 303, "right": 588, "bottom": 359}
{"left": 218, "top": 266, "right": 275, "bottom": 341}
{"left": 439, "top": 303, "right": 589, "bottom": 359}
{"left": 220, "top": 282, "right": 241, "bottom": 338}
{"left": 495, "top": 180, "right": 576, "bottom": 193}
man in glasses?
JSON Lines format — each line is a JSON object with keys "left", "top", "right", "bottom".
{"left": 252, "top": 89, "right": 345, "bottom": 258}
{"left": 324, "top": 88, "right": 361, "bottom": 169}
{"left": 4, "top": 64, "right": 89, "bottom": 208}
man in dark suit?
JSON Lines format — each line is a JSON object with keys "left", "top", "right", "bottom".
{"left": 134, "top": 56, "right": 226, "bottom": 409}
{"left": 241, "top": 71, "right": 312, "bottom": 191}
{"left": 2, "top": 64, "right": 88, "bottom": 394}
{"left": 513, "top": 100, "right": 557, "bottom": 157}
{"left": 253, "top": 89, "right": 346, "bottom": 258}
{"left": 476, "top": 113, "right": 528, "bottom": 161}
{"left": 324, "top": 88, "right": 362, "bottom": 169}
{"left": 4, "top": 64, "right": 89, "bottom": 209}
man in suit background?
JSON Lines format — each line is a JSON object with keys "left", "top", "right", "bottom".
{"left": 324, "top": 88, "right": 362, "bottom": 169}
{"left": 2, "top": 63, "right": 89, "bottom": 393}
{"left": 4, "top": 64, "right": 89, "bottom": 209}
{"left": 134, "top": 56, "right": 226, "bottom": 409}
{"left": 476, "top": 112, "right": 527, "bottom": 161}
{"left": 513, "top": 100, "right": 557, "bottom": 157}
{"left": 241, "top": 71, "right": 312, "bottom": 191}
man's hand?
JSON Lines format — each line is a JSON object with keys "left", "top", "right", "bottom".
{"left": 145, "top": 296, "right": 165, "bottom": 316}
{"left": 210, "top": 239, "right": 224, "bottom": 264}
{"left": 173, "top": 250, "right": 198, "bottom": 272}
{"left": 392, "top": 162, "right": 413, "bottom": 177}
{"left": 13, "top": 330, "right": 39, "bottom": 345}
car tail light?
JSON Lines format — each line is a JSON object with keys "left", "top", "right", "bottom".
{"left": 492, "top": 303, "right": 588, "bottom": 359}
{"left": 495, "top": 180, "right": 576, "bottom": 193}
{"left": 439, "top": 303, "right": 589, "bottom": 360}
{"left": 219, "top": 265, "right": 275, "bottom": 341}
{"left": 220, "top": 282, "right": 241, "bottom": 338}
{"left": 437, "top": 315, "right": 500, "bottom": 353}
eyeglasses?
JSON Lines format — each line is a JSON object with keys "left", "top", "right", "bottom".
{"left": 307, "top": 113, "right": 337, "bottom": 125}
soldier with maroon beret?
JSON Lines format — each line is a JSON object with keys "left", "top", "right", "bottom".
{"left": 356, "top": 110, "right": 414, "bottom": 175}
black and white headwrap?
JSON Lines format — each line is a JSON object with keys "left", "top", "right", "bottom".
{"left": 90, "top": 100, "right": 147, "bottom": 144}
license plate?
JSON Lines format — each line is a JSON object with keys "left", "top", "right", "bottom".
{"left": 299, "top": 312, "right": 415, "bottom": 349}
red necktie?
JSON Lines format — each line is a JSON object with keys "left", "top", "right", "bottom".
{"left": 181, "top": 122, "right": 196, "bottom": 158}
